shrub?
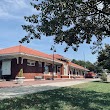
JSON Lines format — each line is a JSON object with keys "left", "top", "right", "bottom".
{"left": 101, "top": 73, "right": 107, "bottom": 81}
{"left": 18, "top": 69, "right": 23, "bottom": 77}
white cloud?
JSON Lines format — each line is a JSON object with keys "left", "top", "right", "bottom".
{"left": 3, "top": 0, "right": 28, "bottom": 10}
{"left": 0, "top": 7, "right": 22, "bottom": 19}
{"left": 0, "top": 0, "right": 35, "bottom": 20}
{"left": 97, "top": 2, "right": 104, "bottom": 10}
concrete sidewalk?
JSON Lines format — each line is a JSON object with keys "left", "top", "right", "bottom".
{"left": 0, "top": 78, "right": 100, "bottom": 100}
{"left": 0, "top": 78, "right": 84, "bottom": 88}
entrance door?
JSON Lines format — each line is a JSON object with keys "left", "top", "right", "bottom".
{"left": 2, "top": 60, "right": 11, "bottom": 75}
{"left": 64, "top": 64, "right": 68, "bottom": 75}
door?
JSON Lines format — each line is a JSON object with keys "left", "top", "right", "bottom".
{"left": 2, "top": 60, "right": 11, "bottom": 75}
{"left": 64, "top": 64, "right": 68, "bottom": 75}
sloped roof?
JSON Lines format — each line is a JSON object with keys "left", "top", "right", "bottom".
{"left": 0, "top": 45, "right": 54, "bottom": 60}
{"left": 0, "top": 45, "right": 89, "bottom": 71}
{"left": 69, "top": 62, "right": 89, "bottom": 71}
{"left": 53, "top": 54, "right": 64, "bottom": 59}
{"left": 50, "top": 54, "right": 70, "bottom": 61}
{"left": 51, "top": 54, "right": 88, "bottom": 71}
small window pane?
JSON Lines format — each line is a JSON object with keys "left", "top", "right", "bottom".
{"left": 27, "top": 60, "right": 35, "bottom": 66}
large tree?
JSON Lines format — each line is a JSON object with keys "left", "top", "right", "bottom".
{"left": 20, "top": 0, "right": 110, "bottom": 52}
{"left": 97, "top": 44, "right": 110, "bottom": 71}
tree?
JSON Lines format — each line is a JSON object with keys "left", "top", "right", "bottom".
{"left": 97, "top": 44, "right": 110, "bottom": 71}
{"left": 93, "top": 62, "right": 103, "bottom": 73}
{"left": 20, "top": 0, "right": 110, "bottom": 52}
{"left": 72, "top": 59, "right": 96, "bottom": 72}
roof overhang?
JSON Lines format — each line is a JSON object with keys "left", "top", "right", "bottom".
{"left": 69, "top": 65, "right": 89, "bottom": 71}
{"left": 0, "top": 53, "right": 62, "bottom": 64}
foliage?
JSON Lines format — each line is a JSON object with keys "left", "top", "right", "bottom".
{"left": 20, "top": 0, "right": 110, "bottom": 52}
{"left": 72, "top": 59, "right": 96, "bottom": 72}
{"left": 93, "top": 62, "right": 103, "bottom": 73}
{"left": 101, "top": 73, "right": 107, "bottom": 81}
{"left": 0, "top": 82, "right": 110, "bottom": 110}
{"left": 97, "top": 44, "right": 110, "bottom": 71}
{"left": 18, "top": 69, "right": 23, "bottom": 77}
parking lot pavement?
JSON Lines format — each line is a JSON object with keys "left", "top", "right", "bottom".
{"left": 0, "top": 78, "right": 100, "bottom": 100}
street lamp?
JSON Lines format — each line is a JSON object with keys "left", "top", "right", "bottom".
{"left": 50, "top": 45, "right": 56, "bottom": 80}
{"left": 83, "top": 51, "right": 86, "bottom": 77}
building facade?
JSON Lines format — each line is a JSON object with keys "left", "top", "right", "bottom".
{"left": 0, "top": 45, "right": 88, "bottom": 80}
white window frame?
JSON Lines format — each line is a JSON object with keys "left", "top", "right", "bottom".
{"left": 27, "top": 60, "right": 35, "bottom": 66}
{"left": 38, "top": 61, "right": 42, "bottom": 67}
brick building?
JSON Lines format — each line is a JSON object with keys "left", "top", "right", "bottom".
{"left": 0, "top": 45, "right": 88, "bottom": 80}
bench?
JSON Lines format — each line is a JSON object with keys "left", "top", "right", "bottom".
{"left": 46, "top": 78, "right": 52, "bottom": 80}
{"left": 34, "top": 76, "right": 43, "bottom": 80}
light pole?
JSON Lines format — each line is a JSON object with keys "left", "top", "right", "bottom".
{"left": 50, "top": 45, "right": 56, "bottom": 80}
{"left": 83, "top": 51, "right": 86, "bottom": 77}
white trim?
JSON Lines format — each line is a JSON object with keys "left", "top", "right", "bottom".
{"left": 20, "top": 53, "right": 61, "bottom": 64}
{"left": 0, "top": 53, "right": 62, "bottom": 64}
{"left": 27, "top": 60, "right": 35, "bottom": 66}
{"left": 69, "top": 65, "right": 88, "bottom": 71}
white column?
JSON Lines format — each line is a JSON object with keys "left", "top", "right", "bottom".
{"left": 69, "top": 72, "right": 71, "bottom": 79}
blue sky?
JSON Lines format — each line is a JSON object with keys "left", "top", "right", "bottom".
{"left": 0, "top": 0, "right": 109, "bottom": 63}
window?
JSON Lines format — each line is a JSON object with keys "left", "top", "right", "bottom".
{"left": 44, "top": 66, "right": 49, "bottom": 74}
{"left": 44, "top": 63, "right": 50, "bottom": 74}
{"left": 73, "top": 69, "right": 76, "bottom": 74}
{"left": 38, "top": 62, "right": 42, "bottom": 67}
{"left": 27, "top": 60, "right": 35, "bottom": 66}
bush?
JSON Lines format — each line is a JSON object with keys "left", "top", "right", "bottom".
{"left": 18, "top": 69, "right": 23, "bottom": 77}
{"left": 101, "top": 73, "right": 107, "bottom": 81}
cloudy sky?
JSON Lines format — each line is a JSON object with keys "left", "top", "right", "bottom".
{"left": 0, "top": 0, "right": 109, "bottom": 63}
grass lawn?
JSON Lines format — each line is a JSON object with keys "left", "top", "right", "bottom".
{"left": 0, "top": 81, "right": 110, "bottom": 110}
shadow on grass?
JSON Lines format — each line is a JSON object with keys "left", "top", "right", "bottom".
{"left": 92, "top": 80, "right": 101, "bottom": 82}
{"left": 0, "top": 85, "right": 110, "bottom": 110}
{"left": 93, "top": 80, "right": 110, "bottom": 83}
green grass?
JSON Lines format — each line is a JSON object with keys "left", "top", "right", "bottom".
{"left": 0, "top": 81, "right": 110, "bottom": 110}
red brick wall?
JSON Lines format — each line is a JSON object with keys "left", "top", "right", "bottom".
{"left": 11, "top": 58, "right": 21, "bottom": 79}
{"left": 23, "top": 59, "right": 43, "bottom": 73}
{"left": 1, "top": 58, "right": 85, "bottom": 79}
{"left": 61, "top": 64, "right": 64, "bottom": 75}
{"left": 23, "top": 73, "right": 43, "bottom": 79}
{"left": 11, "top": 58, "right": 56, "bottom": 79}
